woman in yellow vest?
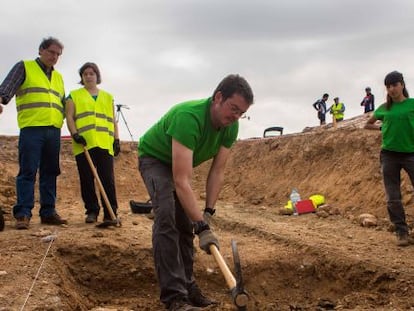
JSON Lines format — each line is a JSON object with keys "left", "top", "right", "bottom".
{"left": 65, "top": 62, "right": 120, "bottom": 225}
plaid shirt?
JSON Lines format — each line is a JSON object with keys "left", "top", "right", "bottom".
{"left": 0, "top": 58, "right": 56, "bottom": 105}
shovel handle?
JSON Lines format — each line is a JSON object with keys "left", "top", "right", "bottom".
{"left": 210, "top": 244, "right": 236, "bottom": 289}
{"left": 83, "top": 147, "right": 117, "bottom": 221}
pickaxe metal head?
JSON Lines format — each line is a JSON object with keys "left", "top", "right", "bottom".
{"left": 231, "top": 240, "right": 249, "bottom": 310}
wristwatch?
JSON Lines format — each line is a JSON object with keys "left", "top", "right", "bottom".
{"left": 193, "top": 220, "right": 210, "bottom": 235}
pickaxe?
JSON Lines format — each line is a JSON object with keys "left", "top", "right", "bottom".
{"left": 210, "top": 240, "right": 249, "bottom": 310}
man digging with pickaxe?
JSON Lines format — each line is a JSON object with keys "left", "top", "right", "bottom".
{"left": 138, "top": 74, "right": 254, "bottom": 311}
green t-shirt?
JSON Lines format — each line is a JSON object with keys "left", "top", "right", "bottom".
{"left": 138, "top": 97, "right": 238, "bottom": 167}
{"left": 374, "top": 98, "right": 414, "bottom": 152}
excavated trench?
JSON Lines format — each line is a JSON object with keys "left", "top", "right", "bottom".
{"left": 49, "top": 218, "right": 414, "bottom": 311}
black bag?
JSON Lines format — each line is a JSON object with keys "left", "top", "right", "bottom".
{"left": 129, "top": 200, "right": 153, "bottom": 214}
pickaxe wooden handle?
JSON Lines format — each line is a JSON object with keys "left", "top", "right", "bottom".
{"left": 83, "top": 147, "right": 117, "bottom": 222}
{"left": 210, "top": 243, "right": 249, "bottom": 309}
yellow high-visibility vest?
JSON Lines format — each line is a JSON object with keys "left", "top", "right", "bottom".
{"left": 70, "top": 88, "right": 115, "bottom": 156}
{"left": 15, "top": 60, "right": 65, "bottom": 129}
{"left": 331, "top": 103, "right": 345, "bottom": 120}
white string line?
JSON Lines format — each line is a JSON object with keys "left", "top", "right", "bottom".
{"left": 20, "top": 231, "right": 58, "bottom": 311}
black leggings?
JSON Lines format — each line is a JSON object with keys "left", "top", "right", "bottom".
{"left": 75, "top": 147, "right": 118, "bottom": 218}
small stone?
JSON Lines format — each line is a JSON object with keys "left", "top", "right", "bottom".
{"left": 206, "top": 268, "right": 215, "bottom": 274}
{"left": 92, "top": 232, "right": 104, "bottom": 238}
{"left": 358, "top": 213, "right": 377, "bottom": 227}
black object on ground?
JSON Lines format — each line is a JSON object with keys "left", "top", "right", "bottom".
{"left": 130, "top": 200, "right": 153, "bottom": 214}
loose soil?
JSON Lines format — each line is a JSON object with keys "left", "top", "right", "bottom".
{"left": 2, "top": 115, "right": 414, "bottom": 311}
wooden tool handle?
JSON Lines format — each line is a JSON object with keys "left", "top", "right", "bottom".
{"left": 84, "top": 147, "right": 117, "bottom": 221}
{"left": 210, "top": 244, "right": 236, "bottom": 289}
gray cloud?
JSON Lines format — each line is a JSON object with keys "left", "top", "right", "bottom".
{"left": 1, "top": 0, "right": 414, "bottom": 139}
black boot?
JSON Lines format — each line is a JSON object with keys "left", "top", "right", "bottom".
{"left": 188, "top": 283, "right": 217, "bottom": 307}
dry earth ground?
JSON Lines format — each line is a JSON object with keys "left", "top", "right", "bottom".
{"left": 2, "top": 115, "right": 414, "bottom": 310}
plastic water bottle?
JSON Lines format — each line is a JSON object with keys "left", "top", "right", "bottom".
{"left": 290, "top": 188, "right": 301, "bottom": 216}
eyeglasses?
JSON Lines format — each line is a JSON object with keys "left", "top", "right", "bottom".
{"left": 44, "top": 49, "right": 62, "bottom": 57}
{"left": 226, "top": 102, "right": 246, "bottom": 118}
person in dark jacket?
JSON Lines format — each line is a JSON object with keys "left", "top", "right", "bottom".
{"left": 313, "top": 93, "right": 329, "bottom": 125}
{"left": 361, "top": 87, "right": 375, "bottom": 113}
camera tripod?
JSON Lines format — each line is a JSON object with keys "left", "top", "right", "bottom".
{"left": 115, "top": 104, "right": 134, "bottom": 141}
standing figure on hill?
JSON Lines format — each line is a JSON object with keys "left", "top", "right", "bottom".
{"left": 361, "top": 87, "right": 375, "bottom": 113}
{"left": 138, "top": 74, "right": 254, "bottom": 311}
{"left": 329, "top": 97, "right": 345, "bottom": 122}
{"left": 364, "top": 71, "right": 414, "bottom": 247}
{"left": 65, "top": 62, "right": 120, "bottom": 225}
{"left": 0, "top": 37, "right": 68, "bottom": 230}
{"left": 313, "top": 93, "right": 329, "bottom": 125}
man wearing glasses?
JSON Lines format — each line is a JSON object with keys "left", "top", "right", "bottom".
{"left": 138, "top": 74, "right": 253, "bottom": 311}
{"left": 0, "top": 37, "right": 67, "bottom": 229}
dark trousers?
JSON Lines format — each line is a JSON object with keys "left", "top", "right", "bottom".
{"left": 318, "top": 111, "right": 326, "bottom": 125}
{"left": 75, "top": 147, "right": 118, "bottom": 219}
{"left": 13, "top": 126, "right": 61, "bottom": 218}
{"left": 381, "top": 150, "right": 414, "bottom": 234}
{"left": 138, "top": 156, "right": 195, "bottom": 307}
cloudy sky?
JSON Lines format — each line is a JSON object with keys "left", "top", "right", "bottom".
{"left": 1, "top": 0, "right": 413, "bottom": 140}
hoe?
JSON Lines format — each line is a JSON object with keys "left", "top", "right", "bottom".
{"left": 210, "top": 240, "right": 249, "bottom": 310}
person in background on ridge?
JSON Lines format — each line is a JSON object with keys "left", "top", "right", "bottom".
{"left": 138, "top": 74, "right": 254, "bottom": 311}
{"left": 364, "top": 71, "right": 414, "bottom": 247}
{"left": 329, "top": 97, "right": 345, "bottom": 122}
{"left": 361, "top": 87, "right": 375, "bottom": 113}
{"left": 65, "top": 62, "right": 120, "bottom": 225}
{"left": 313, "top": 93, "right": 329, "bottom": 125}
{"left": 0, "top": 37, "right": 67, "bottom": 230}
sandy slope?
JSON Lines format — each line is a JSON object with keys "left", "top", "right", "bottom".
{"left": 2, "top": 115, "right": 414, "bottom": 310}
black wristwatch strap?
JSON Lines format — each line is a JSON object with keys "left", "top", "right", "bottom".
{"left": 193, "top": 220, "right": 210, "bottom": 235}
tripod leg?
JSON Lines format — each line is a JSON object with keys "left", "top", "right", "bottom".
{"left": 119, "top": 110, "right": 135, "bottom": 141}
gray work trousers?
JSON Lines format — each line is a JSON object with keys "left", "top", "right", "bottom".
{"left": 138, "top": 156, "right": 195, "bottom": 307}
{"left": 381, "top": 150, "right": 414, "bottom": 235}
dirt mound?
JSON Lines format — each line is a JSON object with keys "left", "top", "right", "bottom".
{"left": 2, "top": 115, "right": 414, "bottom": 310}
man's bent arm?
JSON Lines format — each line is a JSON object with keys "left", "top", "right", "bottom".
{"left": 0, "top": 61, "right": 25, "bottom": 105}
{"left": 172, "top": 138, "right": 204, "bottom": 222}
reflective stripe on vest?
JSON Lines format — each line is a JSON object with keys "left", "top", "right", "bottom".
{"left": 70, "top": 88, "right": 115, "bottom": 156}
{"left": 15, "top": 60, "right": 65, "bottom": 129}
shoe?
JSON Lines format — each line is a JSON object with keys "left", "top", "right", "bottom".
{"left": 96, "top": 217, "right": 120, "bottom": 228}
{"left": 41, "top": 214, "right": 68, "bottom": 225}
{"left": 168, "top": 300, "right": 200, "bottom": 311}
{"left": 188, "top": 284, "right": 217, "bottom": 307}
{"left": 396, "top": 232, "right": 410, "bottom": 247}
{"left": 15, "top": 216, "right": 30, "bottom": 230}
{"left": 85, "top": 213, "right": 97, "bottom": 223}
